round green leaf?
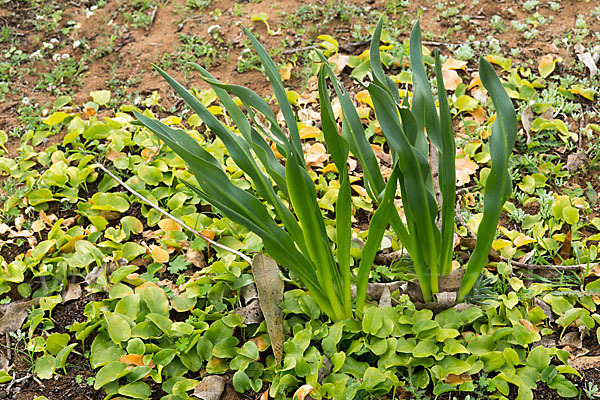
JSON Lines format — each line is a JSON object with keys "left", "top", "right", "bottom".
{"left": 104, "top": 311, "right": 132, "bottom": 344}
{"left": 90, "top": 90, "right": 111, "bottom": 106}
{"left": 94, "top": 361, "right": 128, "bottom": 389}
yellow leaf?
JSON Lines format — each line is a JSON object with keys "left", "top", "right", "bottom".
{"left": 299, "top": 125, "right": 321, "bottom": 140}
{"left": 200, "top": 230, "right": 215, "bottom": 241}
{"left": 158, "top": 219, "right": 182, "bottom": 232}
{"left": 442, "top": 57, "right": 468, "bottom": 71}
{"left": 163, "top": 116, "right": 182, "bottom": 125}
{"left": 538, "top": 54, "right": 557, "bottom": 78}
{"left": 467, "top": 72, "right": 481, "bottom": 90}
{"left": 150, "top": 245, "right": 169, "bottom": 263}
{"left": 278, "top": 63, "right": 292, "bottom": 81}
{"left": 492, "top": 239, "right": 512, "bottom": 250}
{"left": 293, "top": 385, "right": 314, "bottom": 400}
{"left": 513, "top": 233, "right": 536, "bottom": 247}
{"left": 569, "top": 84, "right": 595, "bottom": 101}
{"left": 355, "top": 90, "right": 373, "bottom": 108}
{"left": 351, "top": 184, "right": 367, "bottom": 197}
{"left": 321, "top": 163, "right": 339, "bottom": 173}
{"left": 207, "top": 105, "right": 223, "bottom": 115}
{"left": 356, "top": 107, "right": 371, "bottom": 119}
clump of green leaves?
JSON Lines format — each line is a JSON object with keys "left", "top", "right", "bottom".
{"left": 136, "top": 19, "right": 517, "bottom": 319}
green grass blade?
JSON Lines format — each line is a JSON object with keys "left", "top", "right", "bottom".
{"left": 434, "top": 51, "right": 457, "bottom": 276}
{"left": 457, "top": 57, "right": 517, "bottom": 301}
{"left": 200, "top": 78, "right": 290, "bottom": 154}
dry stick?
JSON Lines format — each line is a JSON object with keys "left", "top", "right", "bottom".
{"left": 454, "top": 202, "right": 593, "bottom": 271}
{"left": 94, "top": 164, "right": 253, "bottom": 265}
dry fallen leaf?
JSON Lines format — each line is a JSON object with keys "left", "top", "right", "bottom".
{"left": 62, "top": 283, "right": 82, "bottom": 304}
{"left": 455, "top": 156, "right": 478, "bottom": 186}
{"left": 150, "top": 245, "right": 169, "bottom": 263}
{"left": 378, "top": 285, "right": 392, "bottom": 308}
{"left": 441, "top": 57, "right": 467, "bottom": 91}
{"left": 120, "top": 354, "right": 155, "bottom": 368}
{"left": 250, "top": 334, "right": 271, "bottom": 352}
{"left": 278, "top": 63, "right": 292, "bottom": 81}
{"left": 554, "top": 230, "right": 572, "bottom": 265}
{"left": 193, "top": 375, "right": 227, "bottom": 400}
{"left": 328, "top": 53, "right": 350, "bottom": 75}
{"left": 568, "top": 356, "right": 600, "bottom": 371}
{"left": 445, "top": 373, "right": 472, "bottom": 384}
{"left": 442, "top": 69, "right": 462, "bottom": 91}
{"left": 305, "top": 142, "right": 328, "bottom": 169}
{"left": 519, "top": 319, "right": 539, "bottom": 333}
{"left": 299, "top": 125, "right": 321, "bottom": 140}
{"left": 0, "top": 298, "right": 40, "bottom": 335}
{"left": 252, "top": 254, "right": 284, "bottom": 363}
{"left": 522, "top": 105, "right": 534, "bottom": 144}
{"left": 234, "top": 298, "right": 263, "bottom": 325}
{"left": 351, "top": 184, "right": 368, "bottom": 197}
{"left": 185, "top": 248, "right": 206, "bottom": 269}
{"left": 565, "top": 151, "right": 587, "bottom": 174}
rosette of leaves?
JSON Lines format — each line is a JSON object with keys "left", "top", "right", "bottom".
{"left": 134, "top": 19, "right": 516, "bottom": 320}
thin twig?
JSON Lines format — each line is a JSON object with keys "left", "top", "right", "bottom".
{"left": 94, "top": 163, "right": 253, "bottom": 265}
{"left": 281, "top": 45, "right": 318, "bottom": 55}
{"left": 148, "top": 6, "right": 158, "bottom": 30}
{"left": 4, "top": 332, "right": 10, "bottom": 363}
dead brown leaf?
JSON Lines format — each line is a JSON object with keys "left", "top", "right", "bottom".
{"left": 193, "top": 375, "right": 227, "bottom": 400}
{"left": 234, "top": 298, "right": 263, "bottom": 325}
{"left": 568, "top": 356, "right": 600, "bottom": 371}
{"left": 252, "top": 254, "right": 284, "bottom": 363}
{"left": 62, "top": 283, "right": 82, "bottom": 304}
{"left": 455, "top": 156, "right": 478, "bottom": 186}
{"left": 554, "top": 231, "right": 572, "bottom": 265}
{"left": 0, "top": 298, "right": 40, "bottom": 335}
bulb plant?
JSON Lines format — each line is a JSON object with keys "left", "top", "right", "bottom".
{"left": 134, "top": 18, "right": 517, "bottom": 321}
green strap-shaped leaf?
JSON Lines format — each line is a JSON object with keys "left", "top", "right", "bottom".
{"left": 242, "top": 26, "right": 303, "bottom": 160}
{"left": 285, "top": 146, "right": 345, "bottom": 320}
{"left": 434, "top": 51, "right": 457, "bottom": 276}
{"left": 409, "top": 21, "right": 439, "bottom": 157}
{"left": 318, "top": 65, "right": 352, "bottom": 317}
{"left": 457, "top": 57, "right": 517, "bottom": 301}
{"left": 355, "top": 164, "right": 400, "bottom": 312}
{"left": 317, "top": 51, "right": 385, "bottom": 202}
{"left": 367, "top": 83, "right": 441, "bottom": 295}
{"left": 134, "top": 112, "right": 328, "bottom": 303}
